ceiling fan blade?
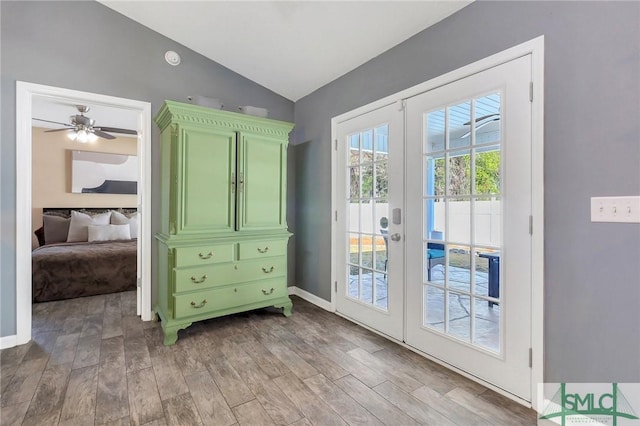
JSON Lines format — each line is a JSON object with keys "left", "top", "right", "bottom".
{"left": 33, "top": 118, "right": 73, "bottom": 127}
{"left": 93, "top": 129, "right": 116, "bottom": 140}
{"left": 463, "top": 114, "right": 500, "bottom": 126}
{"left": 95, "top": 126, "right": 138, "bottom": 136}
{"left": 44, "top": 128, "right": 73, "bottom": 133}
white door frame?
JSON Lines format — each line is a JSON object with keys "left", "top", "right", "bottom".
{"left": 331, "top": 36, "right": 544, "bottom": 409}
{"left": 14, "top": 81, "right": 153, "bottom": 347}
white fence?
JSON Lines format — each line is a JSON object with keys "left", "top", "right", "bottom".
{"left": 350, "top": 200, "right": 501, "bottom": 247}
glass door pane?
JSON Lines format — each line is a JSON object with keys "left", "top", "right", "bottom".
{"left": 346, "top": 124, "right": 389, "bottom": 310}
{"left": 423, "top": 94, "right": 502, "bottom": 353}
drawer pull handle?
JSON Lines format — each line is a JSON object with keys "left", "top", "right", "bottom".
{"left": 262, "top": 266, "right": 275, "bottom": 274}
{"left": 257, "top": 246, "right": 269, "bottom": 253}
{"left": 190, "top": 274, "right": 208, "bottom": 284}
{"left": 199, "top": 252, "right": 214, "bottom": 259}
{"left": 190, "top": 299, "right": 208, "bottom": 309}
{"left": 262, "top": 288, "right": 275, "bottom": 295}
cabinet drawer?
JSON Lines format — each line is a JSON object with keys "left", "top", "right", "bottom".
{"left": 174, "top": 256, "right": 287, "bottom": 293}
{"left": 174, "top": 279, "right": 287, "bottom": 318}
{"left": 174, "top": 244, "right": 235, "bottom": 267}
{"left": 238, "top": 240, "right": 287, "bottom": 260}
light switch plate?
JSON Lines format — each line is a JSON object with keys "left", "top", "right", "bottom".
{"left": 590, "top": 196, "right": 640, "bottom": 223}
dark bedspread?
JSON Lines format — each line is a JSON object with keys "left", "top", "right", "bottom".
{"left": 32, "top": 239, "right": 137, "bottom": 302}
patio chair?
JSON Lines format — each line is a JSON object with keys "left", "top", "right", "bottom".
{"left": 380, "top": 217, "right": 389, "bottom": 277}
{"left": 478, "top": 251, "right": 500, "bottom": 307}
{"left": 427, "top": 242, "right": 446, "bottom": 281}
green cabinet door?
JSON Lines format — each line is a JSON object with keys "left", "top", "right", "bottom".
{"left": 237, "top": 133, "right": 287, "bottom": 231}
{"left": 176, "top": 126, "right": 236, "bottom": 234}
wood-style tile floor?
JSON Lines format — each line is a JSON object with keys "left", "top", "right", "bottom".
{"left": 0, "top": 291, "right": 537, "bottom": 425}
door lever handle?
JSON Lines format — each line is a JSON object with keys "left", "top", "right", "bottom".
{"left": 390, "top": 233, "right": 402, "bottom": 242}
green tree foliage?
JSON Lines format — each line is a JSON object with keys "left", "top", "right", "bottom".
{"left": 350, "top": 151, "right": 388, "bottom": 201}
{"left": 433, "top": 150, "right": 500, "bottom": 195}
{"left": 352, "top": 149, "right": 500, "bottom": 199}
{"left": 449, "top": 155, "right": 470, "bottom": 195}
{"left": 475, "top": 151, "right": 500, "bottom": 194}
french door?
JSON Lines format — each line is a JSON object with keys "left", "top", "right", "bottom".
{"left": 334, "top": 103, "right": 404, "bottom": 340}
{"left": 334, "top": 55, "right": 534, "bottom": 400}
{"left": 405, "top": 55, "right": 533, "bottom": 400}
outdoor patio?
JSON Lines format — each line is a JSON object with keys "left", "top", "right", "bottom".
{"left": 348, "top": 264, "right": 500, "bottom": 352}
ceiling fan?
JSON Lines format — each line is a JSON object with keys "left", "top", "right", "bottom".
{"left": 33, "top": 105, "right": 138, "bottom": 143}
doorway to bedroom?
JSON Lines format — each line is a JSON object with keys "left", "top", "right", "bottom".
{"left": 15, "top": 82, "right": 152, "bottom": 347}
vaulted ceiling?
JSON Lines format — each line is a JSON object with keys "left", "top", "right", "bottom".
{"left": 32, "top": 1, "right": 473, "bottom": 130}
{"left": 98, "top": 1, "right": 472, "bottom": 101}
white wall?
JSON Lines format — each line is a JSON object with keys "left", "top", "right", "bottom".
{"left": 31, "top": 127, "right": 137, "bottom": 235}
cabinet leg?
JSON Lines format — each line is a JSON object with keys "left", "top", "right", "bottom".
{"left": 274, "top": 301, "right": 293, "bottom": 317}
{"left": 162, "top": 323, "right": 191, "bottom": 346}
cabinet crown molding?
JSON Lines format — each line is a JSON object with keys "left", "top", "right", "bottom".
{"left": 155, "top": 100, "right": 294, "bottom": 139}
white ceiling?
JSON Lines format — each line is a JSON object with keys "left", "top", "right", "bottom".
{"left": 98, "top": 0, "right": 472, "bottom": 101}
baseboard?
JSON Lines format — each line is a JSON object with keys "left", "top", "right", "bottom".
{"left": 288, "top": 286, "right": 334, "bottom": 312}
{"left": 0, "top": 334, "right": 17, "bottom": 350}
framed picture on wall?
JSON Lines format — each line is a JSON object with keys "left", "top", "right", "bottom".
{"left": 71, "top": 150, "right": 138, "bottom": 194}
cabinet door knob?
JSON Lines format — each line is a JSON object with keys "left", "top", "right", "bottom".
{"left": 199, "top": 252, "right": 214, "bottom": 259}
{"left": 238, "top": 172, "right": 244, "bottom": 192}
{"left": 190, "top": 274, "right": 208, "bottom": 284}
{"left": 257, "top": 246, "right": 269, "bottom": 253}
{"left": 261, "top": 288, "right": 275, "bottom": 295}
{"left": 190, "top": 299, "right": 208, "bottom": 309}
{"left": 262, "top": 266, "right": 275, "bottom": 274}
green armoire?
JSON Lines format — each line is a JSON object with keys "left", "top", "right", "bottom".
{"left": 154, "top": 100, "right": 294, "bottom": 345}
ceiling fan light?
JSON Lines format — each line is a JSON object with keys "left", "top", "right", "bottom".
{"left": 67, "top": 131, "right": 77, "bottom": 141}
{"left": 76, "top": 129, "right": 90, "bottom": 143}
{"left": 88, "top": 132, "right": 98, "bottom": 143}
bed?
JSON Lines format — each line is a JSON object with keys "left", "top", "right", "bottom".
{"left": 32, "top": 208, "right": 138, "bottom": 303}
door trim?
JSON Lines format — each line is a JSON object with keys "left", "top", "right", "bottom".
{"left": 14, "top": 81, "right": 153, "bottom": 347}
{"left": 331, "top": 36, "right": 544, "bottom": 409}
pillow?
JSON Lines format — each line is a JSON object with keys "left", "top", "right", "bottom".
{"left": 67, "top": 210, "right": 111, "bottom": 242}
{"left": 88, "top": 224, "right": 131, "bottom": 242}
{"left": 43, "top": 214, "right": 71, "bottom": 245}
{"left": 34, "top": 226, "right": 45, "bottom": 247}
{"left": 111, "top": 210, "right": 138, "bottom": 238}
